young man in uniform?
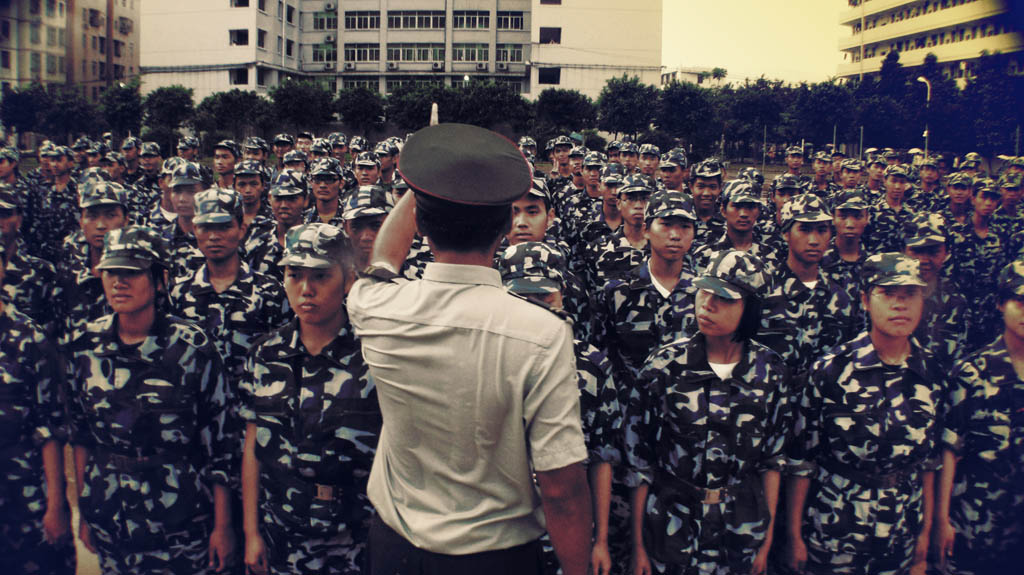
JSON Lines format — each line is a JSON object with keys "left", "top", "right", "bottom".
{"left": 163, "top": 162, "right": 208, "bottom": 282}
{"left": 638, "top": 144, "right": 661, "bottom": 177}
{"left": 690, "top": 160, "right": 727, "bottom": 250}
{"left": 24, "top": 146, "right": 78, "bottom": 265}
{"left": 342, "top": 185, "right": 391, "bottom": 273}
{"left": 865, "top": 164, "right": 916, "bottom": 255}
{"left": 248, "top": 169, "right": 308, "bottom": 283}
{"left": 305, "top": 158, "right": 346, "bottom": 228}
{"left": 213, "top": 140, "right": 241, "bottom": 190}
{"left": 0, "top": 184, "right": 61, "bottom": 338}
{"left": 591, "top": 174, "right": 653, "bottom": 287}
{"left": 233, "top": 159, "right": 277, "bottom": 264}
{"left": 272, "top": 134, "right": 295, "bottom": 170}
{"left": 822, "top": 189, "right": 871, "bottom": 323}
{"left": 658, "top": 149, "right": 688, "bottom": 192}
{"left": 693, "top": 179, "right": 779, "bottom": 277}
{"left": 347, "top": 123, "right": 593, "bottom": 575}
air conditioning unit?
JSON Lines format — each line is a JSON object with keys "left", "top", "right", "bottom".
{"left": 496, "top": 62, "right": 508, "bottom": 71}
{"left": 476, "top": 62, "right": 487, "bottom": 71}
{"left": 324, "top": 63, "right": 335, "bottom": 71}
{"left": 431, "top": 62, "right": 443, "bottom": 71}
{"left": 325, "top": 35, "right": 334, "bottom": 43}
{"left": 344, "top": 62, "right": 355, "bottom": 70}
{"left": 325, "top": 2, "right": 335, "bottom": 10}
{"left": 387, "top": 62, "right": 398, "bottom": 70}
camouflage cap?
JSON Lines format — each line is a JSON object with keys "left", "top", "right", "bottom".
{"left": 120, "top": 136, "right": 141, "bottom": 151}
{"left": 639, "top": 143, "right": 661, "bottom": 157}
{"left": 170, "top": 162, "right": 203, "bottom": 188}
{"left": 552, "top": 135, "right": 573, "bottom": 148}
{"left": 861, "top": 252, "right": 926, "bottom": 288}
{"left": 96, "top": 226, "right": 170, "bottom": 271}
{"left": 568, "top": 146, "right": 587, "bottom": 158}
{"left": 601, "top": 163, "right": 627, "bottom": 185}
{"left": 831, "top": 149, "right": 847, "bottom": 158}
{"left": 243, "top": 136, "right": 269, "bottom": 151}
{"left": 375, "top": 140, "right": 399, "bottom": 157}
{"left": 498, "top": 241, "right": 567, "bottom": 295}
{"left": 103, "top": 151, "right": 127, "bottom": 166}
{"left": 269, "top": 169, "right": 308, "bottom": 198}
{"left": 774, "top": 173, "right": 802, "bottom": 191}
{"left": 518, "top": 136, "right": 536, "bottom": 148}
{"left": 974, "top": 178, "right": 1000, "bottom": 196}
{"left": 310, "top": 157, "right": 342, "bottom": 177}
{"left": 309, "top": 138, "right": 332, "bottom": 155}
{"left": 661, "top": 149, "right": 688, "bottom": 169}
{"left": 964, "top": 152, "right": 983, "bottom": 162}
{"left": 737, "top": 166, "right": 763, "bottom": 187}
{"left": 354, "top": 151, "right": 381, "bottom": 167}
{"left": 526, "top": 178, "right": 552, "bottom": 203}
{"left": 908, "top": 148, "right": 923, "bottom": 156}
{"left": 645, "top": 189, "right": 696, "bottom": 222}
{"left": 193, "top": 187, "right": 243, "bottom": 225}
{"left": 1009, "top": 156, "right": 1024, "bottom": 169}
{"left": 998, "top": 173, "right": 1022, "bottom": 190}
{"left": 692, "top": 159, "right": 723, "bottom": 179}
{"left": 282, "top": 149, "right": 308, "bottom": 165}
{"left": 348, "top": 135, "right": 367, "bottom": 150}
{"left": 86, "top": 141, "right": 109, "bottom": 156}
{"left": 903, "top": 212, "right": 947, "bottom": 249}
{"left": 273, "top": 133, "right": 295, "bottom": 146}
{"left": 919, "top": 155, "right": 939, "bottom": 169}
{"left": 722, "top": 179, "right": 762, "bottom": 205}
{"left": 785, "top": 145, "right": 803, "bottom": 156}
{"left": 883, "top": 149, "right": 900, "bottom": 160}
{"left": 393, "top": 174, "right": 410, "bottom": 193}
{"left": 329, "top": 132, "right": 348, "bottom": 147}
{"left": 619, "top": 142, "right": 639, "bottom": 155}
{"left": 619, "top": 174, "right": 656, "bottom": 197}
{"left": 234, "top": 159, "right": 266, "bottom": 178}
{"left": 139, "top": 141, "right": 162, "bottom": 157}
{"left": 694, "top": 249, "right": 768, "bottom": 300}
{"left": 176, "top": 136, "right": 200, "bottom": 149}
{"left": 160, "top": 156, "right": 187, "bottom": 177}
{"left": 960, "top": 158, "right": 981, "bottom": 169}
{"left": 0, "top": 147, "right": 19, "bottom": 163}
{"left": 43, "top": 145, "right": 72, "bottom": 158}
{"left": 840, "top": 158, "right": 863, "bottom": 171}
{"left": 280, "top": 223, "right": 349, "bottom": 269}
{"left": 79, "top": 167, "right": 111, "bottom": 186}
{"left": 297, "top": 131, "right": 315, "bottom": 141}
{"left": 72, "top": 136, "right": 93, "bottom": 151}
{"left": 606, "top": 140, "right": 622, "bottom": 152}
{"left": 79, "top": 180, "right": 127, "bottom": 209}
{"left": 0, "top": 183, "right": 22, "bottom": 210}
{"left": 867, "top": 155, "right": 887, "bottom": 167}
{"left": 214, "top": 139, "right": 240, "bottom": 158}
{"left": 833, "top": 189, "right": 871, "bottom": 211}
{"left": 583, "top": 151, "right": 605, "bottom": 167}
{"left": 947, "top": 172, "right": 973, "bottom": 187}
{"left": 343, "top": 185, "right": 391, "bottom": 221}
{"left": 813, "top": 151, "right": 831, "bottom": 162}
{"left": 863, "top": 147, "right": 878, "bottom": 156}
{"left": 997, "top": 259, "right": 1024, "bottom": 298}
{"left": 884, "top": 164, "right": 910, "bottom": 179}
{"left": 780, "top": 193, "right": 831, "bottom": 230}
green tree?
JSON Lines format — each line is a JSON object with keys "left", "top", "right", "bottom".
{"left": 962, "top": 51, "right": 1022, "bottom": 159}
{"left": 143, "top": 85, "right": 195, "bottom": 135}
{"left": 0, "top": 82, "right": 50, "bottom": 139}
{"left": 785, "top": 81, "right": 855, "bottom": 148}
{"left": 711, "top": 67, "right": 728, "bottom": 85}
{"left": 194, "top": 89, "right": 274, "bottom": 141}
{"left": 723, "top": 77, "right": 789, "bottom": 159}
{"left": 597, "top": 75, "right": 658, "bottom": 138}
{"left": 656, "top": 80, "right": 721, "bottom": 158}
{"left": 386, "top": 83, "right": 458, "bottom": 131}
{"left": 448, "top": 81, "right": 532, "bottom": 131}
{"left": 914, "top": 53, "right": 965, "bottom": 154}
{"left": 270, "top": 80, "right": 335, "bottom": 132}
{"left": 335, "top": 87, "right": 386, "bottom": 136}
{"left": 534, "top": 88, "right": 596, "bottom": 132}
{"left": 42, "top": 86, "right": 102, "bottom": 143}
{"left": 99, "top": 79, "right": 143, "bottom": 139}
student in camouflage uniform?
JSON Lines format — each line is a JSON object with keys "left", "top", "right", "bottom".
{"left": 934, "top": 172, "right": 973, "bottom": 229}
{"left": 759, "top": 194, "right": 857, "bottom": 377}
{"left": 0, "top": 184, "right": 61, "bottom": 337}
{"left": 908, "top": 156, "right": 944, "bottom": 213}
{"left": 240, "top": 223, "right": 380, "bottom": 575}
{"left": 821, "top": 189, "right": 871, "bottom": 331}
{"left": 690, "top": 160, "right": 727, "bottom": 250}
{"left": 560, "top": 152, "right": 607, "bottom": 251}
{"left": 234, "top": 160, "right": 277, "bottom": 258}
{"left": 951, "top": 178, "right": 1007, "bottom": 353}
{"left": 0, "top": 240, "right": 76, "bottom": 575}
{"left": 247, "top": 169, "right": 308, "bottom": 282}
{"left": 627, "top": 250, "right": 791, "bottom": 575}
{"left": 658, "top": 150, "right": 689, "bottom": 193}
{"left": 132, "top": 142, "right": 165, "bottom": 214}
{"left": 352, "top": 151, "right": 382, "bottom": 189}
{"left": 161, "top": 161, "right": 210, "bottom": 282}
{"left": 342, "top": 185, "right": 391, "bottom": 273}
{"left": 808, "top": 151, "right": 840, "bottom": 201}
{"left": 498, "top": 242, "right": 623, "bottom": 574}
{"left": 990, "top": 173, "right": 1024, "bottom": 240}
{"left": 66, "top": 226, "right": 237, "bottom": 574}
{"left": 592, "top": 174, "right": 653, "bottom": 286}
{"left": 570, "top": 164, "right": 625, "bottom": 282}
{"left": 935, "top": 260, "right": 1024, "bottom": 575}
{"left": 785, "top": 253, "right": 942, "bottom": 575}
{"left": 305, "top": 158, "right": 347, "bottom": 227}
{"left": 170, "top": 187, "right": 289, "bottom": 384}
{"left": 693, "top": 179, "right": 780, "bottom": 278}
{"left": 213, "top": 140, "right": 240, "bottom": 190}
{"left": 864, "top": 164, "right": 916, "bottom": 256}
{"left": 24, "top": 145, "right": 79, "bottom": 264}
{"left": 901, "top": 213, "right": 968, "bottom": 373}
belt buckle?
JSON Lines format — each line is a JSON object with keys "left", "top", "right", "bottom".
{"left": 703, "top": 488, "right": 722, "bottom": 504}
{"left": 315, "top": 484, "right": 334, "bottom": 501}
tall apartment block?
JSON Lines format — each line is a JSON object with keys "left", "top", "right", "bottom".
{"left": 838, "top": 0, "right": 1023, "bottom": 84}
{"left": 140, "top": 0, "right": 662, "bottom": 102}
{"left": 0, "top": 0, "right": 140, "bottom": 100}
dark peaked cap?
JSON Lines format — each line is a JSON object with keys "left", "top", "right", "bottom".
{"left": 397, "top": 123, "right": 532, "bottom": 206}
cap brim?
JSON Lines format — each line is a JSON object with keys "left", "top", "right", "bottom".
{"left": 270, "top": 187, "right": 306, "bottom": 197}
{"left": 80, "top": 199, "right": 125, "bottom": 209}
{"left": 905, "top": 235, "right": 945, "bottom": 248}
{"left": 835, "top": 202, "right": 869, "bottom": 211}
{"left": 693, "top": 276, "right": 745, "bottom": 300}
{"left": 647, "top": 209, "right": 696, "bottom": 221}
{"left": 871, "top": 276, "right": 927, "bottom": 287}
{"left": 171, "top": 177, "right": 202, "bottom": 187}
{"left": 504, "top": 277, "right": 560, "bottom": 295}
{"left": 96, "top": 256, "right": 152, "bottom": 271}
{"left": 343, "top": 207, "right": 388, "bottom": 220}
{"left": 280, "top": 255, "right": 335, "bottom": 269}
{"left": 193, "top": 213, "right": 236, "bottom": 225}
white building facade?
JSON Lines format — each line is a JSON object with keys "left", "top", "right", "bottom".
{"left": 837, "top": 0, "right": 1023, "bottom": 84}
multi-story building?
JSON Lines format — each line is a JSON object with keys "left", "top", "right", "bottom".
{"left": 141, "top": 0, "right": 662, "bottom": 102}
{"left": 70, "top": 0, "right": 142, "bottom": 101}
{"left": 0, "top": 0, "right": 71, "bottom": 94}
{"left": 660, "top": 66, "right": 716, "bottom": 87}
{"left": 838, "top": 0, "right": 1023, "bottom": 84}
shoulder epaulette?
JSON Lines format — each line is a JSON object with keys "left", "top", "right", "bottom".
{"left": 508, "top": 290, "right": 573, "bottom": 324}
{"left": 360, "top": 264, "right": 400, "bottom": 282}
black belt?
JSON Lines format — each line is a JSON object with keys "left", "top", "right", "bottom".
{"left": 655, "top": 471, "right": 749, "bottom": 504}
{"left": 820, "top": 459, "right": 917, "bottom": 489}
{"left": 93, "top": 449, "right": 183, "bottom": 472}
{"left": 264, "top": 463, "right": 353, "bottom": 503}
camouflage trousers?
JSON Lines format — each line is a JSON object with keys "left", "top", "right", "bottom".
{"left": 92, "top": 523, "right": 210, "bottom": 575}
{"left": 0, "top": 447, "right": 76, "bottom": 575}
{"left": 262, "top": 519, "right": 365, "bottom": 575}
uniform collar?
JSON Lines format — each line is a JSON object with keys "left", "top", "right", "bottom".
{"left": 422, "top": 262, "right": 502, "bottom": 288}
{"left": 848, "top": 331, "right": 931, "bottom": 380}
{"left": 95, "top": 312, "right": 173, "bottom": 364}
{"left": 267, "top": 316, "right": 358, "bottom": 364}
{"left": 189, "top": 260, "right": 254, "bottom": 295}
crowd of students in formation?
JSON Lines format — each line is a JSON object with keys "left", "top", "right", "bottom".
{"left": 0, "top": 126, "right": 1021, "bottom": 575}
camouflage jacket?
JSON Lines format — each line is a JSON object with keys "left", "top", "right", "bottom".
{"left": 23, "top": 178, "right": 79, "bottom": 264}
{"left": 575, "top": 338, "right": 623, "bottom": 465}
{"left": 692, "top": 231, "right": 781, "bottom": 279}
{"left": 692, "top": 214, "right": 727, "bottom": 252}
{"left": 55, "top": 249, "right": 110, "bottom": 347}
{"left": 65, "top": 313, "right": 235, "bottom": 546}
{"left": 238, "top": 317, "right": 380, "bottom": 536}
{"left": 758, "top": 265, "right": 857, "bottom": 377}
{"left": 915, "top": 280, "right": 968, "bottom": 373}
{"left": 169, "top": 261, "right": 290, "bottom": 383}
{"left": 864, "top": 198, "right": 916, "bottom": 256}
{"left": 821, "top": 242, "right": 868, "bottom": 333}
{"left": 246, "top": 230, "right": 286, "bottom": 283}
{"left": 942, "top": 336, "right": 1024, "bottom": 555}
{"left": 161, "top": 221, "right": 206, "bottom": 284}
{"left": 2, "top": 239, "right": 61, "bottom": 338}
{"left": 560, "top": 189, "right": 604, "bottom": 250}
{"left": 592, "top": 228, "right": 649, "bottom": 288}
{"left": 242, "top": 214, "right": 278, "bottom": 263}
{"left": 950, "top": 221, "right": 1007, "bottom": 351}
{"left": 569, "top": 215, "right": 618, "bottom": 281}
{"left": 400, "top": 235, "right": 434, "bottom": 280}
{"left": 303, "top": 201, "right": 346, "bottom": 229}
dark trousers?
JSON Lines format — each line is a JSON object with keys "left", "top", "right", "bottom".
{"left": 368, "top": 515, "right": 545, "bottom": 575}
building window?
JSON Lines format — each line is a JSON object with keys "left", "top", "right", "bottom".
{"left": 277, "top": 35, "right": 282, "bottom": 54}
{"left": 46, "top": 26, "right": 56, "bottom": 46}
{"left": 113, "top": 39, "right": 123, "bottom": 56}
{"left": 387, "top": 11, "right": 445, "bottom": 30}
{"left": 312, "top": 44, "right": 337, "bottom": 62}
{"left": 1, "top": 51, "right": 9, "bottom": 69}
{"left": 452, "top": 43, "right": 489, "bottom": 62}
{"left": 277, "top": 1, "right": 283, "bottom": 19}
{"left": 46, "top": 53, "right": 56, "bottom": 74}
{"left": 230, "top": 29, "right": 249, "bottom": 46}
{"left": 344, "top": 11, "right": 380, "bottom": 30}
{"left": 29, "top": 52, "right": 40, "bottom": 73}
{"left": 58, "top": 28, "right": 64, "bottom": 46}
{"left": 386, "top": 43, "right": 445, "bottom": 62}
{"left": 230, "top": 68, "right": 249, "bottom": 85}
{"left": 99, "top": 61, "right": 105, "bottom": 76}
{"left": 1, "top": 21, "right": 9, "bottom": 39}
{"left": 257, "top": 29, "right": 266, "bottom": 48}
{"left": 539, "top": 27, "right": 561, "bottom": 44}
{"left": 497, "top": 11, "right": 524, "bottom": 30}
{"left": 539, "top": 0, "right": 562, "bottom": 4}
{"left": 30, "top": 23, "right": 40, "bottom": 44}
{"left": 45, "top": 0, "right": 55, "bottom": 17}
{"left": 98, "top": 36, "right": 106, "bottom": 54}
{"left": 231, "top": 0, "right": 249, "bottom": 6}
{"left": 286, "top": 39, "right": 293, "bottom": 57}
{"left": 286, "top": 5, "right": 295, "bottom": 24}
{"left": 258, "top": 0, "right": 266, "bottom": 11}
{"left": 496, "top": 78, "right": 523, "bottom": 93}
{"left": 538, "top": 67, "right": 561, "bottom": 84}
{"left": 344, "top": 43, "right": 380, "bottom": 62}
{"left": 313, "top": 11, "right": 338, "bottom": 30}
{"left": 343, "top": 78, "right": 379, "bottom": 92}
{"left": 257, "top": 67, "right": 269, "bottom": 86}
{"left": 453, "top": 11, "right": 489, "bottom": 29}
{"left": 495, "top": 44, "right": 523, "bottom": 63}
{"left": 29, "top": 0, "right": 40, "bottom": 15}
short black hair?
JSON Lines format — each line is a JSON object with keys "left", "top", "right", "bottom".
{"left": 732, "top": 295, "right": 763, "bottom": 342}
{"left": 415, "top": 193, "right": 512, "bottom": 254}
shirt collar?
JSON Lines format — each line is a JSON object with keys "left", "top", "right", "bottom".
{"left": 422, "top": 262, "right": 502, "bottom": 288}
{"left": 849, "top": 331, "right": 931, "bottom": 379}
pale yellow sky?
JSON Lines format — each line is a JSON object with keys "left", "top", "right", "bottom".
{"left": 663, "top": 0, "right": 849, "bottom": 84}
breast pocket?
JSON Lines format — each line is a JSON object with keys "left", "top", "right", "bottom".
{"left": 137, "top": 375, "right": 197, "bottom": 449}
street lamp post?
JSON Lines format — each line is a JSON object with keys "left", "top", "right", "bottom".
{"left": 916, "top": 76, "right": 932, "bottom": 158}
